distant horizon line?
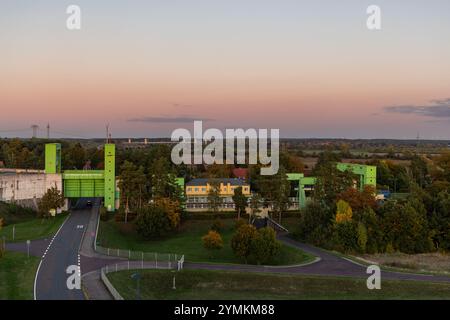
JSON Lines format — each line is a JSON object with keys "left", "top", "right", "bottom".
{"left": 1, "top": 136, "right": 450, "bottom": 142}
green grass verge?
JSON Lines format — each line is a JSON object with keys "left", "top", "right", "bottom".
{"left": 0, "top": 213, "right": 68, "bottom": 242}
{"left": 108, "top": 269, "right": 450, "bottom": 300}
{"left": 97, "top": 218, "right": 313, "bottom": 265}
{"left": 0, "top": 251, "right": 40, "bottom": 300}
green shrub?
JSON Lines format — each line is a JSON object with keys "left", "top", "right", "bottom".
{"left": 251, "top": 227, "right": 281, "bottom": 265}
{"left": 333, "top": 221, "right": 358, "bottom": 253}
{"left": 234, "top": 218, "right": 247, "bottom": 230}
{"left": 202, "top": 230, "right": 224, "bottom": 252}
{"left": 135, "top": 205, "right": 171, "bottom": 239}
{"left": 357, "top": 222, "right": 368, "bottom": 253}
{"left": 231, "top": 224, "right": 258, "bottom": 263}
{"left": 386, "top": 243, "right": 395, "bottom": 254}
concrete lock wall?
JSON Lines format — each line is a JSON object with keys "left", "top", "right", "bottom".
{"left": 0, "top": 172, "right": 66, "bottom": 211}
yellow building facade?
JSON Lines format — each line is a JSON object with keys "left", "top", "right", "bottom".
{"left": 185, "top": 178, "right": 250, "bottom": 210}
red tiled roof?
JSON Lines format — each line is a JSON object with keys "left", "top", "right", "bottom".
{"left": 232, "top": 168, "right": 248, "bottom": 179}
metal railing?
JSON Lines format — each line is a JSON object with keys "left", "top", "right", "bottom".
{"left": 96, "top": 245, "right": 181, "bottom": 265}
{"left": 267, "top": 217, "right": 289, "bottom": 233}
{"left": 100, "top": 255, "right": 185, "bottom": 300}
{"left": 177, "top": 255, "right": 185, "bottom": 271}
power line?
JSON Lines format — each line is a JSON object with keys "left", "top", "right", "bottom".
{"left": 37, "top": 127, "right": 90, "bottom": 139}
{"left": 0, "top": 128, "right": 30, "bottom": 133}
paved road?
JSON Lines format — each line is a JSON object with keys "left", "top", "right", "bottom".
{"left": 33, "top": 200, "right": 95, "bottom": 300}
{"left": 6, "top": 200, "right": 122, "bottom": 300}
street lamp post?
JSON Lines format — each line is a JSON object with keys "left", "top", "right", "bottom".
{"left": 172, "top": 270, "right": 176, "bottom": 290}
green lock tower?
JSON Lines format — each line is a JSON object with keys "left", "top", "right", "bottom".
{"left": 104, "top": 144, "right": 116, "bottom": 211}
{"left": 45, "top": 143, "right": 61, "bottom": 174}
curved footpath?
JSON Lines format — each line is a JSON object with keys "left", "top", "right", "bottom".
{"left": 6, "top": 207, "right": 450, "bottom": 300}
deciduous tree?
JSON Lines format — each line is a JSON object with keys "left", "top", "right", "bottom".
{"left": 251, "top": 227, "right": 281, "bottom": 265}
{"left": 207, "top": 179, "right": 222, "bottom": 213}
{"left": 232, "top": 186, "right": 247, "bottom": 220}
{"left": 231, "top": 223, "right": 258, "bottom": 263}
{"left": 38, "top": 187, "right": 65, "bottom": 218}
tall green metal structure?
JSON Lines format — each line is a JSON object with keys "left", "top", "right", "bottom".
{"left": 336, "top": 163, "right": 376, "bottom": 189}
{"left": 288, "top": 163, "right": 377, "bottom": 208}
{"left": 45, "top": 143, "right": 61, "bottom": 174}
{"left": 45, "top": 143, "right": 117, "bottom": 212}
{"left": 104, "top": 144, "right": 116, "bottom": 211}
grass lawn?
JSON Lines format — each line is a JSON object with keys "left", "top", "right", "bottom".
{"left": 97, "top": 218, "right": 313, "bottom": 265}
{"left": 279, "top": 217, "right": 301, "bottom": 233}
{"left": 0, "top": 213, "right": 68, "bottom": 242}
{"left": 108, "top": 269, "right": 450, "bottom": 300}
{"left": 0, "top": 251, "right": 40, "bottom": 300}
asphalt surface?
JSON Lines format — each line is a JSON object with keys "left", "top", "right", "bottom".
{"left": 33, "top": 199, "right": 93, "bottom": 300}
{"left": 6, "top": 199, "right": 122, "bottom": 300}
{"left": 6, "top": 203, "right": 450, "bottom": 300}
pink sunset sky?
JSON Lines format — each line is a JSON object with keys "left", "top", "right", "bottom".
{"left": 1, "top": 0, "right": 450, "bottom": 139}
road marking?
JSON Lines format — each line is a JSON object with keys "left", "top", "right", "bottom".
{"left": 94, "top": 210, "right": 100, "bottom": 252}
{"left": 33, "top": 214, "right": 71, "bottom": 300}
{"left": 33, "top": 260, "right": 43, "bottom": 301}
{"left": 78, "top": 254, "right": 82, "bottom": 278}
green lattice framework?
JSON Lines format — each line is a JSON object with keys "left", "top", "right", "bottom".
{"left": 288, "top": 163, "right": 377, "bottom": 208}
{"left": 45, "top": 143, "right": 117, "bottom": 212}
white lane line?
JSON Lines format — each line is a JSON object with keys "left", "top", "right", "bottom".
{"left": 94, "top": 210, "right": 100, "bottom": 252}
{"left": 33, "top": 260, "right": 43, "bottom": 301}
{"left": 33, "top": 214, "right": 71, "bottom": 301}
{"left": 78, "top": 254, "right": 81, "bottom": 277}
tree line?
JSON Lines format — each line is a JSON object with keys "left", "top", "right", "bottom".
{"left": 295, "top": 151, "right": 450, "bottom": 254}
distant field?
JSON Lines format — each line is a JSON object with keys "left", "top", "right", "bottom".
{"left": 300, "top": 157, "right": 411, "bottom": 170}
{"left": 108, "top": 269, "right": 450, "bottom": 300}
{"left": 97, "top": 218, "right": 313, "bottom": 266}
{"left": 0, "top": 251, "right": 40, "bottom": 300}
{"left": 357, "top": 252, "right": 450, "bottom": 274}
{"left": 0, "top": 213, "right": 68, "bottom": 242}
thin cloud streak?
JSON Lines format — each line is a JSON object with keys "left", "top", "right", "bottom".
{"left": 128, "top": 116, "right": 215, "bottom": 123}
{"left": 384, "top": 98, "right": 450, "bottom": 118}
